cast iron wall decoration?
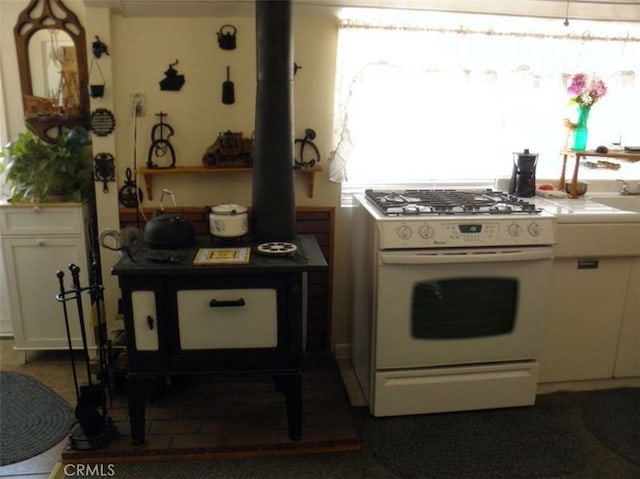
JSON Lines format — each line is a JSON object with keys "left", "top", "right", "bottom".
{"left": 89, "top": 108, "right": 115, "bottom": 136}
{"left": 88, "top": 56, "right": 105, "bottom": 98}
{"left": 222, "top": 66, "right": 235, "bottom": 104}
{"left": 294, "top": 128, "right": 320, "bottom": 171}
{"left": 93, "top": 152, "right": 115, "bottom": 193}
{"left": 159, "top": 60, "right": 185, "bottom": 91}
{"left": 118, "top": 167, "right": 143, "bottom": 208}
{"left": 147, "top": 111, "right": 176, "bottom": 169}
{"left": 89, "top": 36, "right": 109, "bottom": 98}
{"left": 92, "top": 36, "right": 109, "bottom": 58}
{"left": 202, "top": 131, "right": 254, "bottom": 168}
{"left": 217, "top": 24, "right": 237, "bottom": 50}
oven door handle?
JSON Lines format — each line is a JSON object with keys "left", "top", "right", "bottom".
{"left": 379, "top": 247, "right": 553, "bottom": 265}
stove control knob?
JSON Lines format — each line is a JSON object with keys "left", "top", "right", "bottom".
{"left": 419, "top": 225, "right": 434, "bottom": 239}
{"left": 508, "top": 223, "right": 522, "bottom": 237}
{"left": 528, "top": 222, "right": 542, "bottom": 237}
{"left": 397, "top": 225, "right": 413, "bottom": 240}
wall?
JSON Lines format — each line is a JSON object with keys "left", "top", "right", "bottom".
{"left": 1, "top": 0, "right": 351, "bottom": 347}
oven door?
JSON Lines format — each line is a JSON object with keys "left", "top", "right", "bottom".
{"left": 375, "top": 246, "right": 553, "bottom": 370}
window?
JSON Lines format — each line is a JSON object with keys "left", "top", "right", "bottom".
{"left": 329, "top": 10, "right": 640, "bottom": 203}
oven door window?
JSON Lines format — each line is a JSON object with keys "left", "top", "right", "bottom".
{"left": 412, "top": 278, "right": 518, "bottom": 339}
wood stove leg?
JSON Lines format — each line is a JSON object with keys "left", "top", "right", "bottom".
{"left": 127, "top": 374, "right": 148, "bottom": 445}
{"left": 273, "top": 372, "right": 303, "bottom": 441}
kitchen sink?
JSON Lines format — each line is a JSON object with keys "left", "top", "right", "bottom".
{"left": 589, "top": 195, "right": 640, "bottom": 213}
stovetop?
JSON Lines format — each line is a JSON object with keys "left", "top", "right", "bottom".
{"left": 358, "top": 189, "right": 556, "bottom": 249}
{"left": 365, "top": 189, "right": 540, "bottom": 217}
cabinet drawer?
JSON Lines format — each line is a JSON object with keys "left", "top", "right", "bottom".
{"left": 177, "top": 289, "right": 278, "bottom": 350}
{"left": 0, "top": 205, "right": 85, "bottom": 236}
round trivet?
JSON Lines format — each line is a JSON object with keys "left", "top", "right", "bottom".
{"left": 256, "top": 242, "right": 298, "bottom": 256}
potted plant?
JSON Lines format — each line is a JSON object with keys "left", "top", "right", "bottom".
{"left": 0, "top": 127, "right": 93, "bottom": 203}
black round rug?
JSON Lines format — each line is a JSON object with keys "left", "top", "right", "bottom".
{"left": 0, "top": 371, "right": 74, "bottom": 465}
{"left": 359, "top": 406, "right": 586, "bottom": 479}
{"left": 582, "top": 387, "right": 640, "bottom": 464}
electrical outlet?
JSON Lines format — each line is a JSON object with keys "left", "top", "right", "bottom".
{"left": 130, "top": 92, "right": 145, "bottom": 117}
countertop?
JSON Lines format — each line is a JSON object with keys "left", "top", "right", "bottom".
{"left": 493, "top": 177, "right": 640, "bottom": 224}
{"left": 533, "top": 193, "right": 640, "bottom": 224}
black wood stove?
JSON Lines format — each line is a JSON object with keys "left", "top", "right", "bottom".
{"left": 111, "top": 235, "right": 326, "bottom": 444}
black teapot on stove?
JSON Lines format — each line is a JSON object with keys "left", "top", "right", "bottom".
{"left": 509, "top": 149, "right": 538, "bottom": 197}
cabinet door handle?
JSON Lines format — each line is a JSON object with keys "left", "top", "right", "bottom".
{"left": 147, "top": 315, "right": 154, "bottom": 329}
{"left": 209, "top": 298, "right": 246, "bottom": 308}
{"left": 577, "top": 259, "right": 599, "bottom": 270}
{"left": 36, "top": 239, "right": 46, "bottom": 247}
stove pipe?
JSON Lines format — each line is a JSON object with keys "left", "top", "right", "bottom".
{"left": 251, "top": 0, "right": 296, "bottom": 241}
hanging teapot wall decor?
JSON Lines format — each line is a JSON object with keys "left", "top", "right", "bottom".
{"left": 217, "top": 24, "right": 237, "bottom": 50}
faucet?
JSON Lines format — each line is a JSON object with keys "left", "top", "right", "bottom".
{"left": 617, "top": 180, "right": 640, "bottom": 196}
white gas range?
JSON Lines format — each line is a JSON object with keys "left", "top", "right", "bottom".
{"left": 351, "top": 189, "right": 557, "bottom": 416}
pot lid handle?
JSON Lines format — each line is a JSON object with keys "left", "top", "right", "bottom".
{"left": 159, "top": 188, "right": 177, "bottom": 212}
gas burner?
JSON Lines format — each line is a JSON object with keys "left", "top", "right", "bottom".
{"left": 365, "top": 189, "right": 541, "bottom": 217}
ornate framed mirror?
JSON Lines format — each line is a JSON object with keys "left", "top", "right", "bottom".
{"left": 14, "top": 0, "right": 89, "bottom": 142}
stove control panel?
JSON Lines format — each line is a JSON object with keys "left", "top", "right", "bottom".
{"left": 380, "top": 218, "right": 555, "bottom": 249}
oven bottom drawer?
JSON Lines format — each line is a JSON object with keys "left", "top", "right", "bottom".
{"left": 372, "top": 361, "right": 539, "bottom": 417}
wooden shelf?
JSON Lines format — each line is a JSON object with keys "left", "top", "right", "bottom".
{"left": 559, "top": 149, "right": 640, "bottom": 198}
{"left": 136, "top": 165, "right": 323, "bottom": 200}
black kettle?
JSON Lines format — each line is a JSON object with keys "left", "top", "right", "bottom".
{"left": 509, "top": 149, "right": 539, "bottom": 197}
{"left": 143, "top": 189, "right": 195, "bottom": 249}
{"left": 217, "top": 24, "right": 237, "bottom": 50}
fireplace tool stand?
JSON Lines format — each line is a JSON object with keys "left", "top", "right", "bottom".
{"left": 56, "top": 262, "right": 117, "bottom": 450}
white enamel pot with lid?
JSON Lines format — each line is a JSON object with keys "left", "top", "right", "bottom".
{"left": 209, "top": 203, "right": 248, "bottom": 238}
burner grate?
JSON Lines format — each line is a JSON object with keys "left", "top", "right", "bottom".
{"left": 365, "top": 189, "right": 540, "bottom": 216}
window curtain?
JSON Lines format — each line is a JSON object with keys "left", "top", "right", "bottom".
{"left": 329, "top": 13, "right": 640, "bottom": 188}
{"left": 0, "top": 52, "right": 8, "bottom": 197}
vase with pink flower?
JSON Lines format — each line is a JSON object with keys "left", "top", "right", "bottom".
{"left": 566, "top": 73, "right": 607, "bottom": 151}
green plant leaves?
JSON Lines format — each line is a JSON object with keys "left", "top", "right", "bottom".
{"left": 0, "top": 128, "right": 93, "bottom": 203}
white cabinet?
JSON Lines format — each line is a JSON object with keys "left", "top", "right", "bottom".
{"left": 540, "top": 222, "right": 640, "bottom": 383}
{"left": 614, "top": 258, "right": 640, "bottom": 378}
{"left": 540, "top": 257, "right": 630, "bottom": 382}
{"left": 0, "top": 202, "right": 94, "bottom": 350}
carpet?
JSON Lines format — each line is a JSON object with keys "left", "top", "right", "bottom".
{"left": 582, "top": 387, "right": 640, "bottom": 464}
{"left": 359, "top": 406, "right": 586, "bottom": 479}
{"left": 0, "top": 371, "right": 74, "bottom": 465}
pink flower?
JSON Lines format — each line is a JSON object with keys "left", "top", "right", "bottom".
{"left": 567, "top": 73, "right": 607, "bottom": 108}
{"left": 567, "top": 73, "right": 587, "bottom": 96}
{"left": 589, "top": 79, "right": 607, "bottom": 99}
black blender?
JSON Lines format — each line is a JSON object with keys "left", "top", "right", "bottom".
{"left": 509, "top": 149, "right": 539, "bottom": 197}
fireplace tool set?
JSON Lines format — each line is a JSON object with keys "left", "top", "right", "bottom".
{"left": 56, "top": 262, "right": 117, "bottom": 450}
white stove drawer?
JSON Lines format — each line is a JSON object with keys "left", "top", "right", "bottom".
{"left": 177, "top": 288, "right": 278, "bottom": 350}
